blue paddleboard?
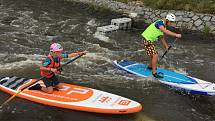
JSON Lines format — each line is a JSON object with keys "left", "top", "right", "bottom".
{"left": 113, "top": 60, "right": 215, "bottom": 96}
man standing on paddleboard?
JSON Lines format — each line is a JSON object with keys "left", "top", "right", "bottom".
{"left": 29, "top": 43, "right": 86, "bottom": 93}
{"left": 141, "top": 13, "right": 181, "bottom": 78}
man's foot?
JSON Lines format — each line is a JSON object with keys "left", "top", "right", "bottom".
{"left": 28, "top": 84, "right": 42, "bottom": 90}
{"left": 152, "top": 72, "right": 164, "bottom": 78}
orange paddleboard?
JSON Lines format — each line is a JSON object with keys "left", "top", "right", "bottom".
{"left": 0, "top": 76, "right": 142, "bottom": 114}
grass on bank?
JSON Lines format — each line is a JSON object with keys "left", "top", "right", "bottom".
{"left": 116, "top": 0, "right": 215, "bottom": 14}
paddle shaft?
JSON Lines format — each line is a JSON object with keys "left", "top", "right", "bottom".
{"left": 158, "top": 38, "right": 177, "bottom": 63}
{"left": 0, "top": 53, "right": 84, "bottom": 107}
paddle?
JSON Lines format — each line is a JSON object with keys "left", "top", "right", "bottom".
{"left": 158, "top": 38, "right": 178, "bottom": 63}
{"left": 0, "top": 53, "right": 85, "bottom": 108}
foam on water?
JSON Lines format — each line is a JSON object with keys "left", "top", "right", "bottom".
{"left": 0, "top": 54, "right": 44, "bottom": 70}
{"left": 93, "top": 31, "right": 112, "bottom": 43}
{"left": 84, "top": 52, "right": 112, "bottom": 63}
{"left": 87, "top": 19, "right": 98, "bottom": 27}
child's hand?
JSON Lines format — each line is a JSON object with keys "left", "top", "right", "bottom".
{"left": 50, "top": 68, "right": 61, "bottom": 74}
{"left": 77, "top": 51, "right": 86, "bottom": 55}
{"left": 175, "top": 34, "right": 181, "bottom": 38}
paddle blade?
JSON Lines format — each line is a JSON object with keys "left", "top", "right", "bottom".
{"left": 0, "top": 90, "right": 22, "bottom": 107}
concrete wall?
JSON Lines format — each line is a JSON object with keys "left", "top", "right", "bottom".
{"left": 67, "top": 0, "right": 215, "bottom": 34}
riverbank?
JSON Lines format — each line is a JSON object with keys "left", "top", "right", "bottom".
{"left": 68, "top": 0, "right": 215, "bottom": 35}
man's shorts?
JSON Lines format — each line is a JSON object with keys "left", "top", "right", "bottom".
{"left": 143, "top": 39, "right": 158, "bottom": 56}
{"left": 43, "top": 75, "right": 60, "bottom": 88}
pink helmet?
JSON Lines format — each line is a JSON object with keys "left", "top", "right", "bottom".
{"left": 50, "top": 43, "right": 63, "bottom": 52}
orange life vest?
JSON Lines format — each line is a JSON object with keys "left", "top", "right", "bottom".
{"left": 40, "top": 54, "right": 61, "bottom": 78}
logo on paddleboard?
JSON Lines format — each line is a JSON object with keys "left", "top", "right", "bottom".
{"left": 118, "top": 100, "right": 131, "bottom": 106}
{"left": 99, "top": 96, "right": 112, "bottom": 103}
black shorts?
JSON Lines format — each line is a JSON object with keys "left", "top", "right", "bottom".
{"left": 43, "top": 75, "right": 60, "bottom": 88}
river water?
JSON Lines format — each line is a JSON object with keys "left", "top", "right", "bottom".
{"left": 0, "top": 0, "right": 215, "bottom": 121}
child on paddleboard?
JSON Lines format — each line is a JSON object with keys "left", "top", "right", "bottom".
{"left": 141, "top": 13, "right": 181, "bottom": 78}
{"left": 29, "top": 43, "right": 86, "bottom": 93}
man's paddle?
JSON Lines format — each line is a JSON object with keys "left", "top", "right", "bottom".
{"left": 158, "top": 38, "right": 178, "bottom": 63}
{"left": 0, "top": 53, "right": 85, "bottom": 108}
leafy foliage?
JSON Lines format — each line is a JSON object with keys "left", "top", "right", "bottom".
{"left": 116, "top": 0, "right": 215, "bottom": 14}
